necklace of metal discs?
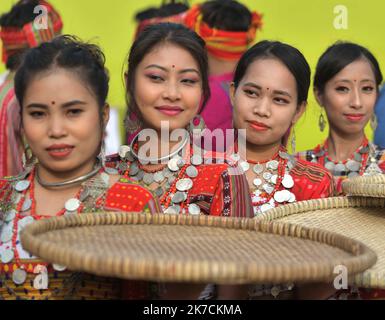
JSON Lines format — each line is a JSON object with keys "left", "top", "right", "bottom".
{"left": 234, "top": 147, "right": 297, "bottom": 216}
{"left": 0, "top": 166, "right": 110, "bottom": 294}
{"left": 316, "top": 138, "right": 370, "bottom": 178}
{"left": 119, "top": 142, "right": 203, "bottom": 216}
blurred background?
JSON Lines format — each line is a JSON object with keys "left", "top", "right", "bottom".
{"left": 0, "top": 0, "right": 383, "bottom": 151}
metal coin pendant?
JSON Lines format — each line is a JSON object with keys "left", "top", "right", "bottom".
{"left": 5, "top": 209, "right": 16, "bottom": 222}
{"left": 101, "top": 172, "right": 110, "bottom": 186}
{"left": 118, "top": 161, "right": 129, "bottom": 173}
{"left": 262, "top": 172, "right": 272, "bottom": 181}
{"left": 177, "top": 159, "right": 186, "bottom": 168}
{"left": 267, "top": 160, "right": 279, "bottom": 170}
{"left": 1, "top": 224, "right": 13, "bottom": 243}
{"left": 162, "top": 167, "right": 173, "bottom": 178}
{"left": 334, "top": 163, "right": 347, "bottom": 173}
{"left": 240, "top": 161, "right": 250, "bottom": 172}
{"left": 346, "top": 160, "right": 360, "bottom": 172}
{"left": 230, "top": 153, "right": 241, "bottom": 162}
{"left": 155, "top": 186, "right": 164, "bottom": 197}
{"left": 270, "top": 174, "right": 278, "bottom": 185}
{"left": 164, "top": 205, "right": 180, "bottom": 215}
{"left": 143, "top": 173, "right": 154, "bottom": 186}
{"left": 172, "top": 192, "right": 186, "bottom": 204}
{"left": 118, "top": 145, "right": 130, "bottom": 159}
{"left": 15, "top": 180, "right": 30, "bottom": 192}
{"left": 188, "top": 203, "right": 200, "bottom": 215}
{"left": 274, "top": 191, "right": 284, "bottom": 203}
{"left": 260, "top": 203, "right": 274, "bottom": 213}
{"left": 52, "top": 264, "right": 67, "bottom": 272}
{"left": 253, "top": 178, "right": 262, "bottom": 187}
{"left": 136, "top": 170, "right": 144, "bottom": 181}
{"left": 280, "top": 190, "right": 292, "bottom": 202}
{"left": 153, "top": 171, "right": 165, "bottom": 183}
{"left": 278, "top": 151, "right": 290, "bottom": 160}
{"left": 282, "top": 174, "right": 294, "bottom": 189}
{"left": 324, "top": 161, "right": 336, "bottom": 172}
{"left": 12, "top": 268, "right": 27, "bottom": 285}
{"left": 168, "top": 158, "right": 180, "bottom": 172}
{"left": 288, "top": 192, "right": 296, "bottom": 203}
{"left": 359, "top": 146, "right": 369, "bottom": 154}
{"left": 129, "top": 162, "right": 139, "bottom": 176}
{"left": 263, "top": 184, "right": 274, "bottom": 194}
{"left": 1, "top": 248, "right": 14, "bottom": 263}
{"left": 79, "top": 187, "right": 90, "bottom": 202}
{"left": 176, "top": 178, "right": 193, "bottom": 192}
{"left": 253, "top": 164, "right": 264, "bottom": 174}
{"left": 347, "top": 171, "right": 360, "bottom": 179}
{"left": 191, "top": 154, "right": 203, "bottom": 166}
{"left": 21, "top": 198, "right": 32, "bottom": 212}
{"left": 186, "top": 166, "right": 198, "bottom": 178}
{"left": 64, "top": 198, "right": 80, "bottom": 212}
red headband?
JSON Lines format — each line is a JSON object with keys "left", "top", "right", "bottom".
{"left": 134, "top": 10, "right": 187, "bottom": 40}
{"left": 0, "top": 0, "right": 63, "bottom": 63}
{"left": 184, "top": 4, "right": 263, "bottom": 60}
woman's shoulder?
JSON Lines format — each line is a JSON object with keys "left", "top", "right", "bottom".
{"left": 291, "top": 158, "right": 333, "bottom": 182}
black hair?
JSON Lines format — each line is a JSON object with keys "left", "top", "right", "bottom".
{"left": 233, "top": 40, "right": 311, "bottom": 106}
{"left": 0, "top": 0, "right": 40, "bottom": 69}
{"left": 200, "top": 0, "right": 252, "bottom": 32}
{"left": 126, "top": 22, "right": 210, "bottom": 120}
{"left": 135, "top": 1, "right": 189, "bottom": 22}
{"left": 314, "top": 41, "right": 383, "bottom": 93}
{"left": 14, "top": 35, "right": 109, "bottom": 111}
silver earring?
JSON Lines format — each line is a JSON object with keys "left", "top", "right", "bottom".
{"left": 291, "top": 128, "right": 296, "bottom": 154}
{"left": 370, "top": 113, "right": 378, "bottom": 131}
{"left": 124, "top": 112, "right": 142, "bottom": 134}
{"left": 98, "top": 141, "right": 106, "bottom": 168}
{"left": 189, "top": 115, "right": 206, "bottom": 135}
{"left": 318, "top": 113, "right": 326, "bottom": 132}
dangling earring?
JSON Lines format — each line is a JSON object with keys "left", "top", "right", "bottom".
{"left": 370, "top": 113, "right": 378, "bottom": 131}
{"left": 290, "top": 127, "right": 296, "bottom": 154}
{"left": 188, "top": 115, "right": 206, "bottom": 135}
{"left": 98, "top": 141, "right": 106, "bottom": 168}
{"left": 318, "top": 112, "right": 326, "bottom": 132}
{"left": 124, "top": 111, "right": 142, "bottom": 135}
{"left": 22, "top": 143, "right": 36, "bottom": 171}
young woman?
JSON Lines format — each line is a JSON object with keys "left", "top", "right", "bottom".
{"left": 184, "top": 0, "right": 263, "bottom": 148}
{"left": 297, "top": 42, "right": 385, "bottom": 194}
{"left": 215, "top": 40, "right": 335, "bottom": 299}
{"left": 106, "top": 22, "right": 254, "bottom": 299}
{"left": 0, "top": 35, "right": 161, "bottom": 300}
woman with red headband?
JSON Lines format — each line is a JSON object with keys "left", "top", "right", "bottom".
{"left": 0, "top": 0, "right": 63, "bottom": 178}
{"left": 184, "top": 0, "right": 263, "bottom": 151}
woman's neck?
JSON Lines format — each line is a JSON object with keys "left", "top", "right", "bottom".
{"left": 245, "top": 141, "right": 282, "bottom": 162}
{"left": 208, "top": 55, "right": 237, "bottom": 76}
{"left": 137, "top": 129, "right": 188, "bottom": 162}
{"left": 36, "top": 158, "right": 97, "bottom": 186}
{"left": 326, "top": 129, "right": 366, "bottom": 162}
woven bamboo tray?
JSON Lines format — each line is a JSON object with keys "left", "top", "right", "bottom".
{"left": 255, "top": 196, "right": 385, "bottom": 289}
{"left": 342, "top": 174, "right": 385, "bottom": 197}
{"left": 20, "top": 212, "right": 376, "bottom": 285}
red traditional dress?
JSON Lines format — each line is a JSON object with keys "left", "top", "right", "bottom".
{"left": 296, "top": 137, "right": 385, "bottom": 195}
{"left": 0, "top": 166, "right": 161, "bottom": 300}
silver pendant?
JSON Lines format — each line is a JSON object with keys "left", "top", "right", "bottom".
{"left": 347, "top": 171, "right": 360, "bottom": 179}
{"left": 282, "top": 174, "right": 294, "bottom": 189}
{"left": 143, "top": 173, "right": 154, "bottom": 185}
{"left": 168, "top": 158, "right": 180, "bottom": 172}
{"left": 253, "top": 164, "right": 264, "bottom": 174}
{"left": 164, "top": 205, "right": 181, "bottom": 215}
{"left": 118, "top": 145, "right": 130, "bottom": 159}
{"left": 15, "top": 180, "right": 30, "bottom": 192}
{"left": 155, "top": 186, "right": 164, "bottom": 197}
{"left": 262, "top": 172, "right": 272, "bottom": 181}
{"left": 278, "top": 151, "right": 290, "bottom": 160}
{"left": 324, "top": 161, "right": 336, "bottom": 172}
{"left": 177, "top": 158, "right": 186, "bottom": 168}
{"left": 186, "top": 166, "right": 198, "bottom": 178}
{"left": 21, "top": 198, "right": 32, "bottom": 212}
{"left": 33, "top": 272, "right": 49, "bottom": 290}
{"left": 52, "top": 264, "right": 67, "bottom": 272}
{"left": 153, "top": 171, "right": 165, "bottom": 183}
{"left": 1, "top": 248, "right": 14, "bottom": 263}
{"left": 162, "top": 167, "right": 173, "bottom": 178}
{"left": 239, "top": 161, "right": 250, "bottom": 172}
{"left": 263, "top": 184, "right": 274, "bottom": 194}
{"left": 288, "top": 192, "right": 296, "bottom": 203}
{"left": 359, "top": 146, "right": 370, "bottom": 154}
{"left": 5, "top": 209, "right": 16, "bottom": 222}
{"left": 191, "top": 154, "right": 203, "bottom": 166}
{"left": 353, "top": 153, "right": 362, "bottom": 162}
{"left": 253, "top": 178, "right": 262, "bottom": 187}
{"left": 100, "top": 172, "right": 110, "bottom": 186}
{"left": 172, "top": 192, "right": 187, "bottom": 204}
{"left": 260, "top": 203, "right": 274, "bottom": 213}
{"left": 230, "top": 153, "right": 241, "bottom": 162}
{"left": 270, "top": 174, "right": 278, "bottom": 185}
{"left": 64, "top": 198, "right": 81, "bottom": 212}
{"left": 118, "top": 161, "right": 129, "bottom": 172}
{"left": 135, "top": 170, "right": 144, "bottom": 181}
{"left": 1, "top": 223, "right": 13, "bottom": 243}
{"left": 129, "top": 162, "right": 139, "bottom": 176}
{"left": 334, "top": 163, "right": 347, "bottom": 173}
{"left": 188, "top": 203, "right": 201, "bottom": 215}
{"left": 267, "top": 160, "right": 279, "bottom": 170}
{"left": 346, "top": 160, "right": 360, "bottom": 172}
{"left": 12, "top": 268, "right": 27, "bottom": 285}
{"left": 176, "top": 178, "right": 193, "bottom": 192}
